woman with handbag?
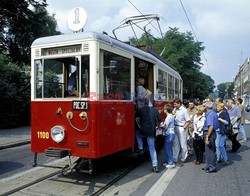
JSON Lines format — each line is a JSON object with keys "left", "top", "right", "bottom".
{"left": 216, "top": 103, "right": 230, "bottom": 165}
{"left": 192, "top": 105, "right": 205, "bottom": 165}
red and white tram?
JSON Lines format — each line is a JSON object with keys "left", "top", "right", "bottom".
{"left": 30, "top": 31, "right": 182, "bottom": 171}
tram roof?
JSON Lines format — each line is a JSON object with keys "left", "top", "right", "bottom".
{"left": 32, "top": 32, "right": 181, "bottom": 78}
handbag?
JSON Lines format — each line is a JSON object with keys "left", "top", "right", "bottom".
{"left": 225, "top": 116, "right": 238, "bottom": 135}
{"left": 155, "top": 126, "right": 164, "bottom": 136}
{"left": 224, "top": 124, "right": 233, "bottom": 135}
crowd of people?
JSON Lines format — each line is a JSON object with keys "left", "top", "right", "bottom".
{"left": 135, "top": 80, "right": 247, "bottom": 173}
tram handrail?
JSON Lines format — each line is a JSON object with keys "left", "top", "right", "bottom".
{"left": 67, "top": 116, "right": 89, "bottom": 132}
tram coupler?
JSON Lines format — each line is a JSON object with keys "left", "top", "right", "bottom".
{"left": 33, "top": 153, "right": 38, "bottom": 167}
{"left": 88, "top": 159, "right": 93, "bottom": 175}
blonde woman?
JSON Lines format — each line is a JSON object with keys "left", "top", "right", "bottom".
{"left": 192, "top": 105, "right": 205, "bottom": 165}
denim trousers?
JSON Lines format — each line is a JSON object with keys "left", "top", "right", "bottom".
{"left": 238, "top": 123, "right": 247, "bottom": 141}
{"left": 164, "top": 133, "right": 175, "bottom": 165}
{"left": 136, "top": 131, "right": 158, "bottom": 166}
{"left": 215, "top": 132, "right": 228, "bottom": 162}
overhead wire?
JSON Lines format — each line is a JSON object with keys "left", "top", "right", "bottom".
{"left": 179, "top": 0, "right": 211, "bottom": 74}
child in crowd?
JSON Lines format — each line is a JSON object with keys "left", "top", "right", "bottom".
{"left": 162, "top": 104, "right": 176, "bottom": 168}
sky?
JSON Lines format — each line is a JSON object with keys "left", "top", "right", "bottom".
{"left": 46, "top": 0, "right": 250, "bottom": 86}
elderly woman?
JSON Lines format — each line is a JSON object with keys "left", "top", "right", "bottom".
{"left": 192, "top": 105, "right": 205, "bottom": 165}
{"left": 216, "top": 103, "right": 230, "bottom": 165}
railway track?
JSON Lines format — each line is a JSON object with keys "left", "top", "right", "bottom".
{"left": 1, "top": 153, "right": 142, "bottom": 195}
{"left": 1, "top": 170, "right": 61, "bottom": 196}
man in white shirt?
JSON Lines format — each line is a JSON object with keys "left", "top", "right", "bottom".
{"left": 173, "top": 99, "right": 191, "bottom": 163}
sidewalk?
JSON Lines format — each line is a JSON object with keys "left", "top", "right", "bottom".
{"left": 0, "top": 126, "right": 30, "bottom": 149}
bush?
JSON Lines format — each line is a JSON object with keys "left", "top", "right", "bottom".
{"left": 0, "top": 54, "right": 30, "bottom": 128}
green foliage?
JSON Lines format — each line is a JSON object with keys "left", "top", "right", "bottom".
{"left": 0, "top": 54, "right": 30, "bottom": 128}
{"left": 43, "top": 70, "right": 62, "bottom": 98}
{"left": 217, "top": 82, "right": 234, "bottom": 99}
{"left": 130, "top": 27, "right": 215, "bottom": 100}
{"left": 0, "top": 0, "right": 61, "bottom": 127}
{"left": 0, "top": 0, "right": 60, "bottom": 65}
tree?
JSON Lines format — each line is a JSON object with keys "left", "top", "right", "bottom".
{"left": 217, "top": 82, "right": 234, "bottom": 99}
{"left": 130, "top": 27, "right": 215, "bottom": 100}
{"left": 0, "top": 0, "right": 61, "bottom": 127}
{"left": 0, "top": 54, "right": 30, "bottom": 128}
{"left": 0, "top": 0, "right": 60, "bottom": 65}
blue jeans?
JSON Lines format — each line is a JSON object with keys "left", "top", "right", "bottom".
{"left": 238, "top": 123, "right": 247, "bottom": 141}
{"left": 215, "top": 132, "right": 228, "bottom": 161}
{"left": 164, "top": 133, "right": 175, "bottom": 165}
{"left": 136, "top": 131, "right": 158, "bottom": 166}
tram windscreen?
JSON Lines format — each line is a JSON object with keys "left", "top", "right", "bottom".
{"left": 35, "top": 55, "right": 89, "bottom": 98}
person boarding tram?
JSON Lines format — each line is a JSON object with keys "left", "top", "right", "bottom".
{"left": 135, "top": 99, "right": 161, "bottom": 172}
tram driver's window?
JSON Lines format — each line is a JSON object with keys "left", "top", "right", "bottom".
{"left": 102, "top": 51, "right": 131, "bottom": 100}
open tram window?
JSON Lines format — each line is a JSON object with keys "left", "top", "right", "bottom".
{"left": 34, "top": 55, "right": 89, "bottom": 99}
{"left": 168, "top": 74, "right": 175, "bottom": 100}
{"left": 174, "top": 78, "right": 180, "bottom": 99}
{"left": 101, "top": 51, "right": 131, "bottom": 100}
{"left": 157, "top": 69, "right": 168, "bottom": 100}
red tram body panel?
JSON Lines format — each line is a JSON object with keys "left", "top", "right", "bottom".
{"left": 31, "top": 101, "right": 135, "bottom": 158}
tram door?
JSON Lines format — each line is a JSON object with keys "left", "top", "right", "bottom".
{"left": 135, "top": 57, "right": 154, "bottom": 100}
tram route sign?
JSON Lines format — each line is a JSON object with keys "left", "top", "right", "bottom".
{"left": 72, "top": 101, "right": 88, "bottom": 110}
{"left": 67, "top": 7, "right": 88, "bottom": 32}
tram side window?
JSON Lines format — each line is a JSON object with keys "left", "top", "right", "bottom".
{"left": 168, "top": 75, "right": 175, "bottom": 100}
{"left": 35, "top": 60, "right": 43, "bottom": 98}
{"left": 102, "top": 51, "right": 131, "bottom": 100}
{"left": 175, "top": 78, "right": 180, "bottom": 98}
{"left": 157, "top": 69, "right": 168, "bottom": 100}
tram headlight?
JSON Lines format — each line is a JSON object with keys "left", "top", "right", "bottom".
{"left": 51, "top": 126, "right": 65, "bottom": 143}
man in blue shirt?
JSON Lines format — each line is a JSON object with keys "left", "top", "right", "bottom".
{"left": 203, "top": 101, "right": 219, "bottom": 173}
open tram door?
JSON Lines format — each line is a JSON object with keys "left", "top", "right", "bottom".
{"left": 135, "top": 57, "right": 154, "bottom": 103}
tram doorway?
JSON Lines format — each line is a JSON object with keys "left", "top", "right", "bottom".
{"left": 135, "top": 57, "right": 154, "bottom": 99}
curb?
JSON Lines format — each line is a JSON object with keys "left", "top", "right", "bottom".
{"left": 0, "top": 140, "right": 31, "bottom": 150}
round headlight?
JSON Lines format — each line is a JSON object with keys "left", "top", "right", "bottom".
{"left": 51, "top": 126, "right": 65, "bottom": 143}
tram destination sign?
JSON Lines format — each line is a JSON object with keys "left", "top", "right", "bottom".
{"left": 72, "top": 101, "right": 88, "bottom": 110}
{"left": 41, "top": 45, "right": 81, "bottom": 56}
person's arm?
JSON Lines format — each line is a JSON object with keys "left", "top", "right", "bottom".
{"left": 205, "top": 125, "right": 214, "bottom": 144}
{"left": 183, "top": 109, "right": 191, "bottom": 129}
{"left": 218, "top": 118, "right": 229, "bottom": 125}
{"left": 218, "top": 113, "right": 229, "bottom": 125}
{"left": 236, "top": 106, "right": 241, "bottom": 121}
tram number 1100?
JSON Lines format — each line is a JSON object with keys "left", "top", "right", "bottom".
{"left": 37, "top": 131, "right": 49, "bottom": 139}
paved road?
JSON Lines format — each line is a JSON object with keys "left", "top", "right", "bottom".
{"left": 163, "top": 116, "right": 250, "bottom": 196}
{"left": 0, "top": 144, "right": 55, "bottom": 179}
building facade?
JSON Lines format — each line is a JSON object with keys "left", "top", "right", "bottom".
{"left": 234, "top": 57, "right": 250, "bottom": 104}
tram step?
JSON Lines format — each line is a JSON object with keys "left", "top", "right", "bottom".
{"left": 45, "top": 148, "right": 70, "bottom": 158}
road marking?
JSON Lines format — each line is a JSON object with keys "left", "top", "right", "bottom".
{"left": 145, "top": 166, "right": 179, "bottom": 196}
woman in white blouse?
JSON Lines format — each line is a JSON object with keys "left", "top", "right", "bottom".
{"left": 192, "top": 105, "right": 205, "bottom": 165}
